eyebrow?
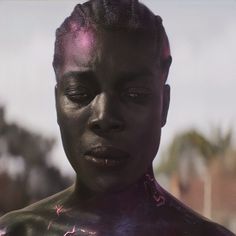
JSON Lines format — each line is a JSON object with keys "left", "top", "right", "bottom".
{"left": 60, "top": 69, "right": 155, "bottom": 85}
{"left": 116, "top": 70, "right": 155, "bottom": 84}
{"left": 60, "top": 71, "right": 96, "bottom": 81}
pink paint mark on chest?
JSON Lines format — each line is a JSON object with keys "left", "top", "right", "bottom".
{"left": 64, "top": 226, "right": 76, "bottom": 236}
{"left": 79, "top": 228, "right": 97, "bottom": 235}
{"left": 47, "top": 220, "right": 53, "bottom": 230}
{"left": 55, "top": 204, "right": 64, "bottom": 216}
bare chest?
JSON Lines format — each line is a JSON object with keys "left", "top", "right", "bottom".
{"left": 13, "top": 215, "right": 189, "bottom": 236}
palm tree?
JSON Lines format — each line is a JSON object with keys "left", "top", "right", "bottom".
{"left": 156, "top": 128, "right": 233, "bottom": 218}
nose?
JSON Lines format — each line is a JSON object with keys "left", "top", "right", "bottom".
{"left": 88, "top": 93, "right": 124, "bottom": 134}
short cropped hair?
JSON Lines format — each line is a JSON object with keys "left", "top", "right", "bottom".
{"left": 53, "top": 0, "right": 171, "bottom": 80}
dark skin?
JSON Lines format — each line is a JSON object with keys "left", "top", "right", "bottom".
{"left": 0, "top": 28, "right": 234, "bottom": 236}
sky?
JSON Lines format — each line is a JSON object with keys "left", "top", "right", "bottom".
{"left": 0, "top": 0, "right": 236, "bottom": 176}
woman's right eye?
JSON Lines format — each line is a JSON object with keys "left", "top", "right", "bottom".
{"left": 65, "top": 87, "right": 93, "bottom": 104}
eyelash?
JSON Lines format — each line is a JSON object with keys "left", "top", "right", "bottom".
{"left": 65, "top": 86, "right": 151, "bottom": 105}
{"left": 122, "top": 87, "right": 151, "bottom": 101}
{"left": 65, "top": 87, "right": 92, "bottom": 103}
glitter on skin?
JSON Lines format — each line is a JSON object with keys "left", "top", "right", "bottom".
{"left": 61, "top": 28, "right": 97, "bottom": 72}
{"left": 69, "top": 21, "right": 80, "bottom": 32}
{"left": 79, "top": 30, "right": 94, "bottom": 49}
{"left": 73, "top": 29, "right": 96, "bottom": 61}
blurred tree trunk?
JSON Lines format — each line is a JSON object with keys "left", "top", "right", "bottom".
{"left": 203, "top": 171, "right": 212, "bottom": 218}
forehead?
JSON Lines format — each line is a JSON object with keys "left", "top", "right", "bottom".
{"left": 57, "top": 27, "right": 160, "bottom": 80}
{"left": 99, "top": 29, "right": 158, "bottom": 64}
{"left": 58, "top": 28, "right": 97, "bottom": 70}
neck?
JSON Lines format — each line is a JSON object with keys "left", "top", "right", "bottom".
{"left": 70, "top": 168, "right": 156, "bottom": 215}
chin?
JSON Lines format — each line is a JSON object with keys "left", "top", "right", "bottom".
{"left": 78, "top": 172, "right": 139, "bottom": 195}
{"left": 89, "top": 177, "right": 129, "bottom": 194}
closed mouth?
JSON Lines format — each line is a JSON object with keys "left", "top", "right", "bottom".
{"left": 84, "top": 146, "right": 130, "bottom": 167}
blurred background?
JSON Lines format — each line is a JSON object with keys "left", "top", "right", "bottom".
{"left": 0, "top": 0, "right": 235, "bottom": 233}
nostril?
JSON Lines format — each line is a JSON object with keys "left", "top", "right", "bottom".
{"left": 88, "top": 119, "right": 124, "bottom": 133}
{"left": 93, "top": 123, "right": 101, "bottom": 130}
{"left": 89, "top": 121, "right": 101, "bottom": 131}
{"left": 112, "top": 123, "right": 122, "bottom": 131}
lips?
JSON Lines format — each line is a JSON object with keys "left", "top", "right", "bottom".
{"left": 84, "top": 146, "right": 130, "bottom": 168}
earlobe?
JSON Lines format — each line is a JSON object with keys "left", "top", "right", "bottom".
{"left": 161, "top": 84, "right": 170, "bottom": 127}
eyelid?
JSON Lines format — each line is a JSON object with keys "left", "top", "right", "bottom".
{"left": 64, "top": 85, "right": 89, "bottom": 93}
{"left": 120, "top": 87, "right": 152, "bottom": 103}
{"left": 64, "top": 84, "right": 92, "bottom": 99}
{"left": 125, "top": 87, "right": 151, "bottom": 93}
{"left": 64, "top": 82, "right": 93, "bottom": 94}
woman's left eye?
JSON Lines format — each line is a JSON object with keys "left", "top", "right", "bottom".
{"left": 122, "top": 87, "right": 151, "bottom": 101}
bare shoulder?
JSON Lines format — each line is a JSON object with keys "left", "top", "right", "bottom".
{"left": 0, "top": 186, "right": 73, "bottom": 235}
{"left": 157, "top": 185, "right": 235, "bottom": 236}
{"left": 0, "top": 208, "right": 36, "bottom": 235}
{"left": 201, "top": 220, "right": 235, "bottom": 236}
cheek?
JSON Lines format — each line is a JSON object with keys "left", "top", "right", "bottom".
{"left": 57, "top": 98, "right": 90, "bottom": 158}
{"left": 130, "top": 102, "right": 162, "bottom": 137}
{"left": 141, "top": 117, "right": 161, "bottom": 157}
{"left": 129, "top": 103, "right": 162, "bottom": 158}
{"left": 57, "top": 95, "right": 89, "bottom": 132}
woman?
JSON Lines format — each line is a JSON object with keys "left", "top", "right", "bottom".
{"left": 0, "top": 0, "right": 234, "bottom": 235}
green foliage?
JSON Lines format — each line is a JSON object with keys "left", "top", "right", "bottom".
{"left": 156, "top": 128, "right": 233, "bottom": 176}
{"left": 0, "top": 106, "right": 72, "bottom": 215}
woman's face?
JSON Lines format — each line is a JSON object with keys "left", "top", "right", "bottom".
{"left": 55, "top": 28, "right": 170, "bottom": 193}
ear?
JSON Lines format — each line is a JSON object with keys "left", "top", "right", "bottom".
{"left": 161, "top": 84, "right": 170, "bottom": 127}
{"left": 162, "top": 56, "right": 172, "bottom": 82}
{"left": 54, "top": 85, "right": 59, "bottom": 125}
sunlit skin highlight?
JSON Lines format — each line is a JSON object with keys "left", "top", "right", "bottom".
{"left": 0, "top": 228, "right": 6, "bottom": 236}
{"left": 57, "top": 28, "right": 97, "bottom": 76}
